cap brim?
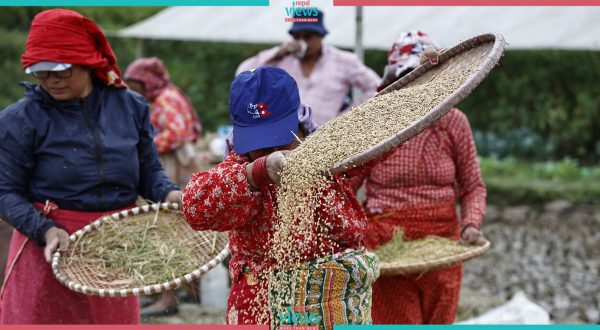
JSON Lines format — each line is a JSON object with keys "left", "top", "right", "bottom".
{"left": 24, "top": 62, "right": 71, "bottom": 74}
{"left": 232, "top": 108, "right": 298, "bottom": 155}
{"left": 288, "top": 24, "right": 328, "bottom": 37}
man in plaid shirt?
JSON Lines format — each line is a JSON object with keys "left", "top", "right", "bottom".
{"left": 236, "top": 9, "right": 380, "bottom": 126}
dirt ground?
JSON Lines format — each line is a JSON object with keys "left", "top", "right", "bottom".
{"left": 461, "top": 203, "right": 600, "bottom": 323}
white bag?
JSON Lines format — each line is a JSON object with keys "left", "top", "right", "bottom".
{"left": 459, "top": 291, "right": 551, "bottom": 324}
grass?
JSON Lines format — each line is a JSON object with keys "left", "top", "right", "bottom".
{"left": 480, "top": 157, "right": 600, "bottom": 206}
{"left": 63, "top": 209, "right": 216, "bottom": 288}
{"left": 374, "top": 230, "right": 476, "bottom": 266}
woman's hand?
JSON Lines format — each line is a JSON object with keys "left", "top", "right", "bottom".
{"left": 166, "top": 190, "right": 183, "bottom": 205}
{"left": 420, "top": 47, "right": 442, "bottom": 65}
{"left": 43, "top": 227, "right": 69, "bottom": 263}
{"left": 265, "top": 150, "right": 289, "bottom": 185}
{"left": 461, "top": 226, "right": 484, "bottom": 245}
{"left": 246, "top": 150, "right": 290, "bottom": 189}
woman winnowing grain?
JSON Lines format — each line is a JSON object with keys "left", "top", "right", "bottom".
{"left": 181, "top": 67, "right": 379, "bottom": 327}
{"left": 351, "top": 31, "right": 487, "bottom": 324}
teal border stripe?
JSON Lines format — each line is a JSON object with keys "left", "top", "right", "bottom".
{"left": 0, "top": 0, "right": 268, "bottom": 5}
{"left": 337, "top": 326, "right": 600, "bottom": 329}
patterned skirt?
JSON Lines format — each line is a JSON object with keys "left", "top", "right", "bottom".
{"left": 269, "top": 249, "right": 379, "bottom": 330}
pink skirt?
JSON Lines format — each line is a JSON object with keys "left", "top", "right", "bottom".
{"left": 0, "top": 203, "right": 140, "bottom": 324}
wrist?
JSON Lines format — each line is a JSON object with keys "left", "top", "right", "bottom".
{"left": 37, "top": 221, "right": 57, "bottom": 245}
{"left": 43, "top": 226, "right": 58, "bottom": 243}
{"left": 246, "top": 163, "right": 258, "bottom": 190}
{"left": 274, "top": 46, "right": 290, "bottom": 59}
{"left": 251, "top": 156, "right": 274, "bottom": 188}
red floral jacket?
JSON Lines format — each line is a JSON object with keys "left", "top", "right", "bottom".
{"left": 181, "top": 152, "right": 367, "bottom": 282}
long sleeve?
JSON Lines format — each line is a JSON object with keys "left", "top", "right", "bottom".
{"left": 235, "top": 47, "right": 281, "bottom": 76}
{"left": 182, "top": 155, "right": 261, "bottom": 231}
{"left": 151, "top": 91, "right": 192, "bottom": 153}
{"left": 449, "top": 110, "right": 486, "bottom": 230}
{"left": 346, "top": 55, "right": 380, "bottom": 106}
{"left": 135, "top": 100, "right": 179, "bottom": 202}
{"left": 0, "top": 106, "right": 55, "bottom": 244}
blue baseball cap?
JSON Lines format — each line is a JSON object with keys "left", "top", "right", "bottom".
{"left": 288, "top": 9, "right": 328, "bottom": 37}
{"left": 229, "top": 67, "right": 301, "bottom": 155}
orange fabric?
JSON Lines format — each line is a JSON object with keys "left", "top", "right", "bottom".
{"left": 364, "top": 202, "right": 459, "bottom": 249}
{"left": 366, "top": 202, "right": 462, "bottom": 324}
{"left": 372, "top": 264, "right": 463, "bottom": 324}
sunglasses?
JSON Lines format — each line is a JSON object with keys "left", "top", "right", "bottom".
{"left": 31, "top": 68, "right": 73, "bottom": 79}
{"left": 292, "top": 31, "right": 318, "bottom": 40}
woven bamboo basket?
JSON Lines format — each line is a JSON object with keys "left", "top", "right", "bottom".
{"left": 377, "top": 238, "right": 491, "bottom": 276}
{"left": 330, "top": 33, "right": 505, "bottom": 175}
{"left": 51, "top": 203, "right": 229, "bottom": 297}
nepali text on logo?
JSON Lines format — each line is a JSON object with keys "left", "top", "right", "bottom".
{"left": 247, "top": 103, "right": 271, "bottom": 119}
{"left": 284, "top": 0, "right": 319, "bottom": 22}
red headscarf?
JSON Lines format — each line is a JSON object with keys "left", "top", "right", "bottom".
{"left": 124, "top": 57, "right": 170, "bottom": 101}
{"left": 21, "top": 9, "right": 125, "bottom": 88}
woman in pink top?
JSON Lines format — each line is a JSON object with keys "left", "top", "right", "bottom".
{"left": 125, "top": 57, "right": 202, "bottom": 188}
{"left": 352, "top": 31, "right": 487, "bottom": 324}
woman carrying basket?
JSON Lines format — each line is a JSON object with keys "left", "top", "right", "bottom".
{"left": 352, "top": 31, "right": 487, "bottom": 324}
{"left": 182, "top": 67, "right": 379, "bottom": 327}
{"left": 0, "top": 9, "right": 181, "bottom": 324}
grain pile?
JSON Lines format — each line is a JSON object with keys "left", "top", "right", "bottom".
{"left": 274, "top": 65, "right": 476, "bottom": 263}
{"left": 374, "top": 229, "right": 473, "bottom": 265}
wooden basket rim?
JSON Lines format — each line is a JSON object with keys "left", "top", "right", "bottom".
{"left": 51, "top": 202, "right": 229, "bottom": 297}
{"left": 331, "top": 33, "right": 506, "bottom": 175}
{"left": 378, "top": 238, "right": 491, "bottom": 276}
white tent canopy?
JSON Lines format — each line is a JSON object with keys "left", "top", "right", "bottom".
{"left": 118, "top": 4, "right": 600, "bottom": 51}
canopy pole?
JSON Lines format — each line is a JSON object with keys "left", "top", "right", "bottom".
{"left": 355, "top": 6, "right": 364, "bottom": 62}
{"left": 135, "top": 39, "right": 145, "bottom": 58}
{"left": 352, "top": 6, "right": 365, "bottom": 103}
